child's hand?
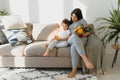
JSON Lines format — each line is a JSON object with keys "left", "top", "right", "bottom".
{"left": 54, "top": 35, "right": 59, "bottom": 39}
{"left": 57, "top": 37, "right": 61, "bottom": 41}
{"left": 50, "top": 38, "right": 55, "bottom": 42}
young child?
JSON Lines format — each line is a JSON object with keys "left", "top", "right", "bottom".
{"left": 43, "top": 18, "right": 70, "bottom": 56}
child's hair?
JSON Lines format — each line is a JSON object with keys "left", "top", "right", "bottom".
{"left": 61, "top": 18, "right": 70, "bottom": 26}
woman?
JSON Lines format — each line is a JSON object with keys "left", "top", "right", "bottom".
{"left": 67, "top": 8, "right": 94, "bottom": 78}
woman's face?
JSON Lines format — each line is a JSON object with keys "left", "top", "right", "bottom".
{"left": 71, "top": 13, "right": 78, "bottom": 22}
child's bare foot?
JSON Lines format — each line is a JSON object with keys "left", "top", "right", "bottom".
{"left": 45, "top": 43, "right": 49, "bottom": 47}
{"left": 43, "top": 49, "right": 50, "bottom": 57}
{"left": 43, "top": 51, "right": 49, "bottom": 57}
{"left": 43, "top": 53, "right": 49, "bottom": 57}
{"left": 67, "top": 69, "right": 76, "bottom": 78}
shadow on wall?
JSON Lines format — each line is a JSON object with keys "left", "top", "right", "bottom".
{"left": 63, "top": 0, "right": 73, "bottom": 19}
{"left": 4, "top": 0, "right": 40, "bottom": 23}
{"left": 28, "top": 0, "right": 39, "bottom": 23}
{"left": 77, "top": 0, "right": 114, "bottom": 24}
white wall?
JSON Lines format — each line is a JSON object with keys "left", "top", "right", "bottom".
{"left": 0, "top": 0, "right": 9, "bottom": 10}
{"left": 0, "top": 0, "right": 4, "bottom": 10}
{"left": 1, "top": 0, "right": 118, "bottom": 24}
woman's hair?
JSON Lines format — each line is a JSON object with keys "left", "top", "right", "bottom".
{"left": 61, "top": 18, "right": 70, "bottom": 26}
{"left": 70, "top": 8, "right": 83, "bottom": 24}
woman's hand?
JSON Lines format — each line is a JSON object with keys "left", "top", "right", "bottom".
{"left": 83, "top": 32, "right": 91, "bottom": 37}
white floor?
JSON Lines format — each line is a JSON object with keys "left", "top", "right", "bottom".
{"left": 97, "top": 53, "right": 120, "bottom": 80}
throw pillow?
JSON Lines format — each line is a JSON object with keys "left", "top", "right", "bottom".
{"left": 1, "top": 15, "right": 27, "bottom": 29}
{"left": 2, "top": 29, "right": 32, "bottom": 46}
{"left": 25, "top": 23, "right": 33, "bottom": 40}
{"left": 0, "top": 29, "right": 8, "bottom": 44}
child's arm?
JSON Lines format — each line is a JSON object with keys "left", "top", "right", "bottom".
{"left": 49, "top": 28, "right": 60, "bottom": 41}
{"left": 57, "top": 35, "right": 70, "bottom": 41}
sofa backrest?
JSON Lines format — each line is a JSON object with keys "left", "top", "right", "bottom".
{"left": 32, "top": 23, "right": 59, "bottom": 41}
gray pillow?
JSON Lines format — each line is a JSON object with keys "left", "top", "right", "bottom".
{"left": 0, "top": 29, "right": 8, "bottom": 44}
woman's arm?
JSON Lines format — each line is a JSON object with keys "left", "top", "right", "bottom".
{"left": 83, "top": 32, "right": 91, "bottom": 37}
{"left": 83, "top": 23, "right": 92, "bottom": 37}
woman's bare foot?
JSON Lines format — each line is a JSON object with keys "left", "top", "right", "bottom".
{"left": 67, "top": 69, "right": 76, "bottom": 78}
{"left": 81, "top": 54, "right": 94, "bottom": 69}
{"left": 85, "top": 60, "right": 94, "bottom": 69}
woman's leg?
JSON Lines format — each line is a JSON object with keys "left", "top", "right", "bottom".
{"left": 68, "top": 44, "right": 94, "bottom": 78}
{"left": 43, "top": 40, "right": 58, "bottom": 56}
{"left": 68, "top": 34, "right": 94, "bottom": 76}
{"left": 68, "top": 45, "right": 79, "bottom": 78}
{"left": 68, "top": 34, "right": 85, "bottom": 55}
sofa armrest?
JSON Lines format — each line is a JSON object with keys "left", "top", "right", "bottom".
{"left": 32, "top": 23, "right": 59, "bottom": 41}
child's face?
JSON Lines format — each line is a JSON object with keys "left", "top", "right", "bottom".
{"left": 61, "top": 23, "right": 68, "bottom": 30}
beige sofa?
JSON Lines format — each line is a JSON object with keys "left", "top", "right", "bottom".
{"left": 0, "top": 23, "right": 105, "bottom": 74}
{"left": 0, "top": 23, "right": 82, "bottom": 68}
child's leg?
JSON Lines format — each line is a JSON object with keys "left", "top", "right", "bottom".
{"left": 45, "top": 39, "right": 55, "bottom": 47}
{"left": 43, "top": 40, "right": 58, "bottom": 56}
{"left": 56, "top": 41, "right": 68, "bottom": 47}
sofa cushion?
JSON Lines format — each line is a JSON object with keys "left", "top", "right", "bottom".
{"left": 32, "top": 23, "right": 59, "bottom": 41}
{"left": 0, "top": 43, "right": 13, "bottom": 56}
{"left": 24, "top": 41, "right": 57, "bottom": 57}
{"left": 11, "top": 45, "right": 27, "bottom": 57}
{"left": 2, "top": 29, "right": 32, "bottom": 46}
{"left": 2, "top": 15, "right": 27, "bottom": 29}
{"left": 57, "top": 47, "right": 70, "bottom": 57}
